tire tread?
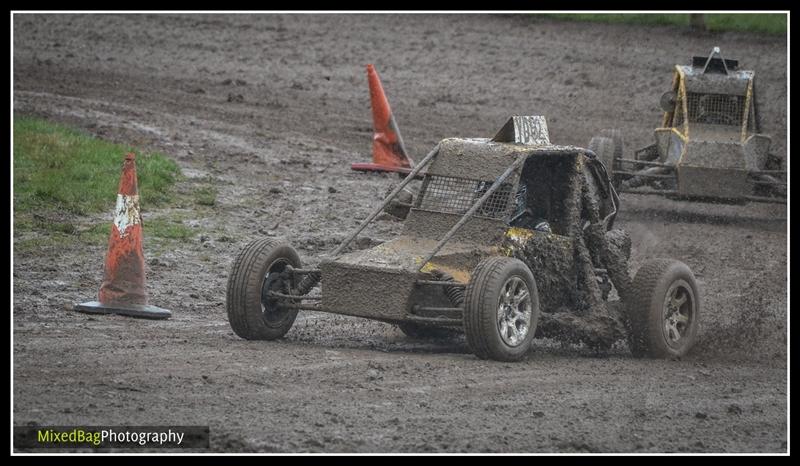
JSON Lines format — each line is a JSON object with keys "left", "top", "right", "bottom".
{"left": 464, "top": 257, "right": 538, "bottom": 362}
{"left": 627, "top": 258, "right": 698, "bottom": 358}
{"left": 226, "top": 239, "right": 299, "bottom": 340}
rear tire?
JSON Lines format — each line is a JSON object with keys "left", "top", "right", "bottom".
{"left": 464, "top": 257, "right": 540, "bottom": 362}
{"left": 589, "top": 136, "right": 617, "bottom": 178}
{"left": 226, "top": 239, "right": 301, "bottom": 340}
{"left": 626, "top": 259, "right": 700, "bottom": 358}
{"left": 599, "top": 128, "right": 624, "bottom": 162}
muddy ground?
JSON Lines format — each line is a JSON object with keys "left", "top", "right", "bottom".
{"left": 13, "top": 14, "right": 787, "bottom": 453}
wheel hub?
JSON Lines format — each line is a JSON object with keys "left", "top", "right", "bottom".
{"left": 496, "top": 276, "right": 532, "bottom": 347}
{"left": 662, "top": 280, "right": 694, "bottom": 345}
{"left": 260, "top": 260, "right": 293, "bottom": 324}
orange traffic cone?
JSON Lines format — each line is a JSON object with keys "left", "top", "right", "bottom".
{"left": 75, "top": 152, "right": 171, "bottom": 320}
{"left": 351, "top": 64, "right": 415, "bottom": 174}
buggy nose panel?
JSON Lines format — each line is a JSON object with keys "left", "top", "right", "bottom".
{"left": 677, "top": 140, "right": 750, "bottom": 198}
{"left": 319, "top": 261, "right": 417, "bottom": 320}
{"left": 677, "top": 165, "right": 749, "bottom": 199}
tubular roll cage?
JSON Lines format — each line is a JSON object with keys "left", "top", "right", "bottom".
{"left": 269, "top": 144, "right": 620, "bottom": 320}
{"left": 267, "top": 145, "right": 447, "bottom": 315}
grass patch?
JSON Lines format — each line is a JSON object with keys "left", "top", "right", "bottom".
{"left": 544, "top": 13, "right": 786, "bottom": 35}
{"left": 194, "top": 185, "right": 218, "bottom": 207}
{"left": 13, "top": 115, "right": 194, "bottom": 249}
{"left": 14, "top": 116, "right": 180, "bottom": 216}
{"left": 143, "top": 218, "right": 194, "bottom": 241}
{"left": 14, "top": 222, "right": 109, "bottom": 254}
{"left": 80, "top": 222, "right": 113, "bottom": 244}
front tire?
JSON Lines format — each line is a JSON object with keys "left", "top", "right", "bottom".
{"left": 627, "top": 259, "right": 700, "bottom": 358}
{"left": 226, "top": 239, "right": 301, "bottom": 340}
{"left": 464, "top": 257, "right": 540, "bottom": 362}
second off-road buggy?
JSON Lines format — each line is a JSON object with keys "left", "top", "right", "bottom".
{"left": 226, "top": 116, "right": 701, "bottom": 362}
{"left": 590, "top": 47, "right": 786, "bottom": 204}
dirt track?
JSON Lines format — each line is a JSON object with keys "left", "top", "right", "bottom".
{"left": 13, "top": 14, "right": 787, "bottom": 453}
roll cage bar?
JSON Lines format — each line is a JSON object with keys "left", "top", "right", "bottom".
{"left": 328, "top": 144, "right": 619, "bottom": 271}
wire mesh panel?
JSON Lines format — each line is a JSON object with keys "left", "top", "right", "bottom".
{"left": 686, "top": 92, "right": 745, "bottom": 126}
{"left": 673, "top": 87, "right": 685, "bottom": 128}
{"left": 416, "top": 175, "right": 515, "bottom": 219}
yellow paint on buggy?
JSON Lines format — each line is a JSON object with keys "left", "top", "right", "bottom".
{"left": 662, "top": 68, "right": 681, "bottom": 128}
{"left": 505, "top": 226, "right": 535, "bottom": 243}
{"left": 670, "top": 127, "right": 687, "bottom": 142}
{"left": 676, "top": 67, "right": 690, "bottom": 139}
{"left": 659, "top": 69, "right": 689, "bottom": 150}
{"left": 742, "top": 80, "right": 754, "bottom": 143}
{"left": 420, "top": 262, "right": 471, "bottom": 284}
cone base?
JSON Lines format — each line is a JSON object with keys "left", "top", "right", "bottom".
{"left": 351, "top": 162, "right": 412, "bottom": 175}
{"left": 74, "top": 301, "right": 172, "bottom": 320}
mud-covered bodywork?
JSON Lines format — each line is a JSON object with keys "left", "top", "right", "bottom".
{"left": 224, "top": 115, "right": 700, "bottom": 357}
{"left": 299, "top": 116, "right": 631, "bottom": 347}
{"left": 610, "top": 47, "right": 786, "bottom": 204}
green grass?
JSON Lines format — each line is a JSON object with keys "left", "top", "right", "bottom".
{"left": 14, "top": 220, "right": 110, "bottom": 253}
{"left": 13, "top": 115, "right": 198, "bottom": 249}
{"left": 14, "top": 116, "right": 180, "bottom": 215}
{"left": 142, "top": 218, "right": 194, "bottom": 241}
{"left": 193, "top": 185, "right": 218, "bottom": 207}
{"left": 544, "top": 13, "right": 786, "bottom": 35}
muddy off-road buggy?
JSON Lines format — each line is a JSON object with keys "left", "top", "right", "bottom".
{"left": 227, "top": 116, "right": 701, "bottom": 362}
{"left": 590, "top": 47, "right": 786, "bottom": 204}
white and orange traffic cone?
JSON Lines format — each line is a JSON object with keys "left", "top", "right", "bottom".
{"left": 351, "top": 64, "right": 415, "bottom": 174}
{"left": 75, "top": 152, "right": 171, "bottom": 320}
